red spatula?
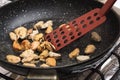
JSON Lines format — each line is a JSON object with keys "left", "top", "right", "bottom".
{"left": 45, "top": 0, "right": 117, "bottom": 51}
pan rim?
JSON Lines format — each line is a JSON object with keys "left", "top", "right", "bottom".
{"left": 0, "top": 0, "right": 119, "bottom": 70}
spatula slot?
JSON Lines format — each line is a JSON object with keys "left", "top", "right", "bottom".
{"left": 94, "top": 13, "right": 98, "bottom": 16}
{"left": 89, "top": 20, "right": 94, "bottom": 24}
{"left": 54, "top": 35, "right": 58, "bottom": 38}
{"left": 77, "top": 32, "right": 82, "bottom": 36}
{"left": 48, "top": 39, "right": 51, "bottom": 42}
{"left": 73, "top": 24, "right": 78, "bottom": 27}
{"left": 82, "top": 24, "right": 87, "bottom": 28}
{"left": 57, "top": 43, "right": 61, "bottom": 47}
{"left": 72, "top": 21, "right": 76, "bottom": 24}
{"left": 87, "top": 16, "right": 91, "bottom": 20}
{"left": 80, "top": 20, "right": 84, "bottom": 24}
{"left": 71, "top": 36, "right": 75, "bottom": 39}
{"left": 62, "top": 36, "right": 66, "bottom": 39}
{"left": 61, "top": 31, "right": 65, "bottom": 35}
{"left": 69, "top": 32, "right": 73, "bottom": 36}
{"left": 56, "top": 39, "right": 59, "bottom": 43}
{"left": 59, "top": 28, "right": 63, "bottom": 31}
{"left": 46, "top": 35, "right": 50, "bottom": 39}
{"left": 76, "top": 28, "right": 80, "bottom": 32}
{"left": 53, "top": 31, "right": 57, "bottom": 35}
{"left": 96, "top": 17, "right": 101, "bottom": 21}
{"left": 64, "top": 40, "right": 68, "bottom": 43}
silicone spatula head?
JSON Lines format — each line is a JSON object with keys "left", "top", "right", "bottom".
{"left": 45, "top": 0, "right": 117, "bottom": 51}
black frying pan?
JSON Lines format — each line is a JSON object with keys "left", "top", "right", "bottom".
{"left": 0, "top": 0, "right": 119, "bottom": 79}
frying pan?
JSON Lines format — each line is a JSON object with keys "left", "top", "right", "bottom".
{"left": 0, "top": 0, "right": 119, "bottom": 79}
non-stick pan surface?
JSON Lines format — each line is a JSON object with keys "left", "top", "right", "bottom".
{"left": 0, "top": 0, "right": 119, "bottom": 68}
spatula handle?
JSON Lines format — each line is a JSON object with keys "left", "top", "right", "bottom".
{"left": 100, "top": 0, "right": 117, "bottom": 16}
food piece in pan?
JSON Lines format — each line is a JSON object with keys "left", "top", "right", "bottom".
{"left": 22, "top": 57, "right": 34, "bottom": 63}
{"left": 39, "top": 50, "right": 49, "bottom": 59}
{"left": 6, "top": 55, "right": 21, "bottom": 64}
{"left": 40, "top": 63, "right": 50, "bottom": 68}
{"left": 21, "top": 51, "right": 39, "bottom": 63}
{"left": 76, "top": 55, "right": 90, "bottom": 62}
{"left": 45, "top": 26, "right": 53, "bottom": 34}
{"left": 20, "top": 49, "right": 39, "bottom": 59}
{"left": 20, "top": 49, "right": 34, "bottom": 57}
{"left": 69, "top": 48, "right": 80, "bottom": 59}
{"left": 37, "top": 41, "right": 51, "bottom": 52}
{"left": 39, "top": 38, "right": 44, "bottom": 44}
{"left": 30, "top": 60, "right": 39, "bottom": 64}
{"left": 85, "top": 44, "right": 96, "bottom": 54}
{"left": 33, "top": 33, "right": 44, "bottom": 41}
{"left": 39, "top": 56, "right": 46, "bottom": 62}
{"left": 43, "top": 20, "right": 53, "bottom": 29}
{"left": 9, "top": 32, "right": 18, "bottom": 41}
{"left": 65, "top": 25, "right": 71, "bottom": 31}
{"left": 46, "top": 57, "right": 56, "bottom": 67}
{"left": 44, "top": 41, "right": 55, "bottom": 51}
{"left": 45, "top": 43, "right": 53, "bottom": 51}
{"left": 31, "top": 41, "right": 40, "bottom": 50}
{"left": 21, "top": 40, "right": 31, "bottom": 50}
{"left": 28, "top": 30, "right": 39, "bottom": 40}
{"left": 27, "top": 28, "right": 33, "bottom": 35}
{"left": 41, "top": 41, "right": 54, "bottom": 50}
{"left": 21, "top": 55, "right": 38, "bottom": 63}
{"left": 91, "top": 32, "right": 102, "bottom": 42}
{"left": 23, "top": 63, "right": 36, "bottom": 67}
{"left": 34, "top": 21, "right": 44, "bottom": 29}
{"left": 13, "top": 40, "right": 23, "bottom": 51}
{"left": 37, "top": 45, "right": 44, "bottom": 52}
{"left": 21, "top": 53, "right": 39, "bottom": 63}
{"left": 48, "top": 42, "right": 56, "bottom": 50}
{"left": 59, "top": 24, "right": 67, "bottom": 28}
{"left": 48, "top": 51, "right": 61, "bottom": 59}
{"left": 34, "top": 20, "right": 53, "bottom": 29}
{"left": 20, "top": 49, "right": 39, "bottom": 63}
{"left": 38, "top": 42, "right": 45, "bottom": 52}
{"left": 14, "top": 26, "right": 27, "bottom": 39}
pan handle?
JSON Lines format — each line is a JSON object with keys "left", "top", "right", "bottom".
{"left": 99, "top": 0, "right": 117, "bottom": 16}
{"left": 24, "top": 69, "right": 59, "bottom": 80}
